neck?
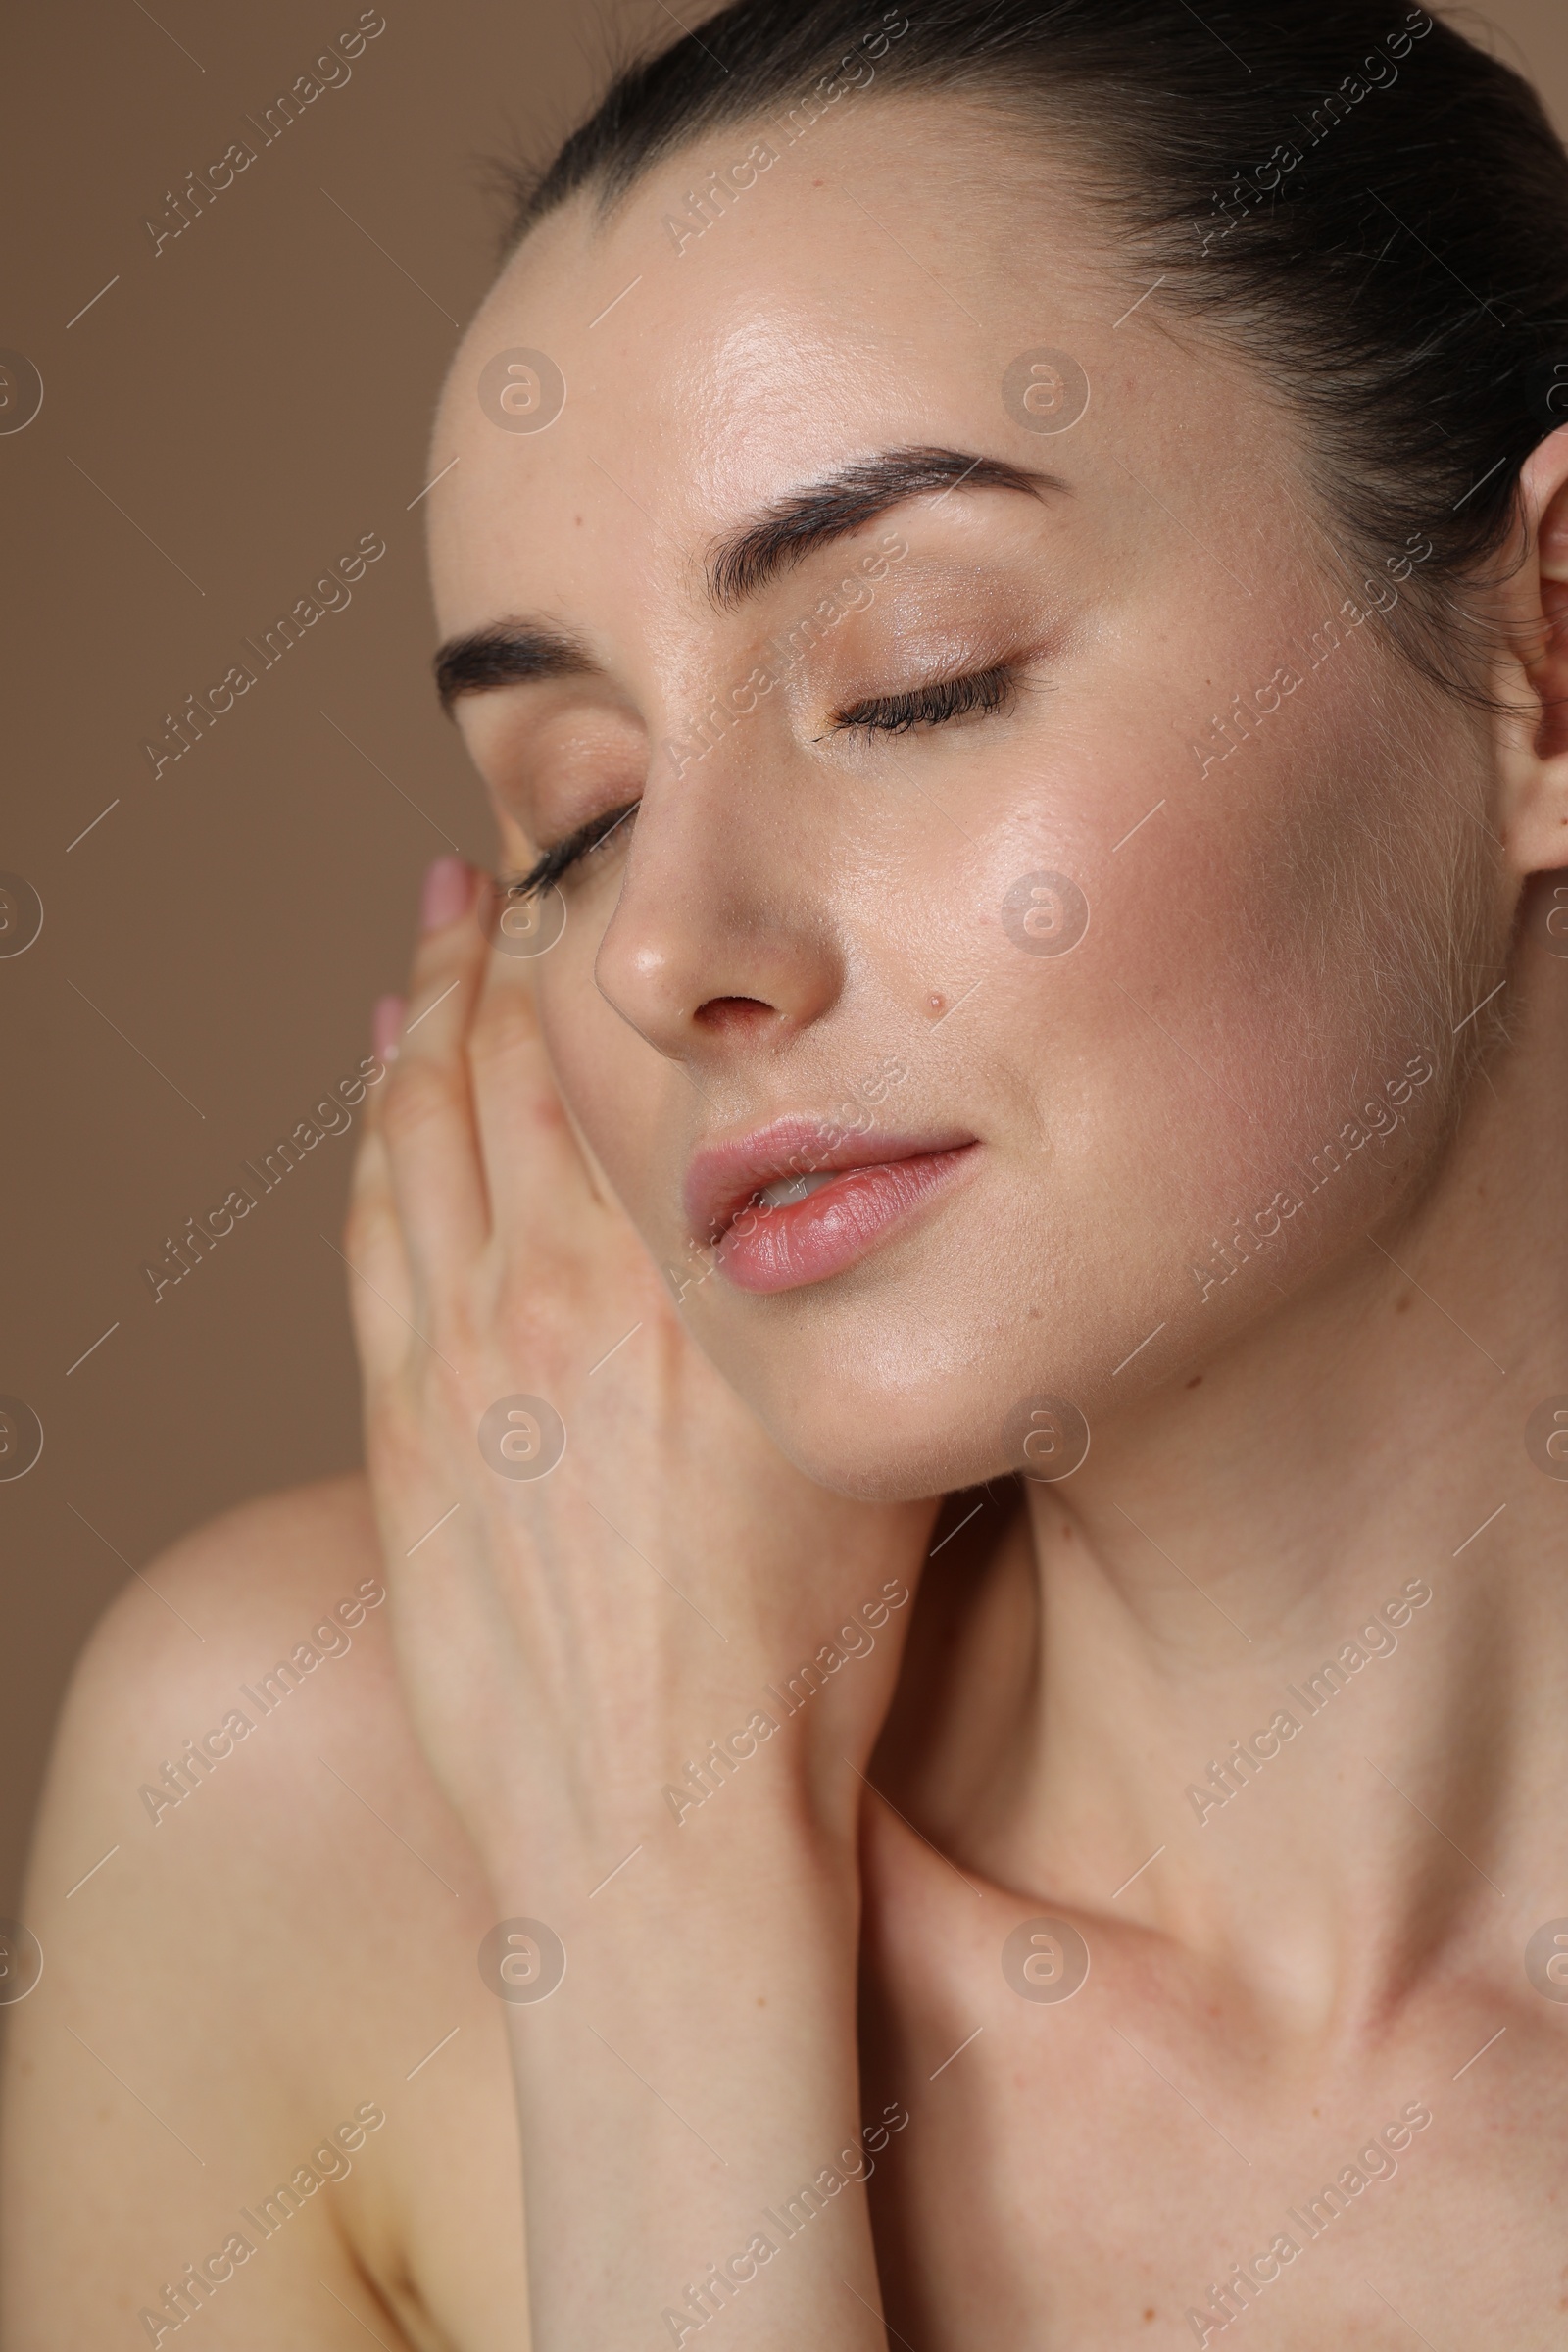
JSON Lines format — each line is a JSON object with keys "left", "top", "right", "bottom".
{"left": 957, "top": 962, "right": 1568, "bottom": 2039}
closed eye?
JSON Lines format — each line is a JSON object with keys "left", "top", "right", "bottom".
{"left": 503, "top": 662, "right": 1021, "bottom": 898}
{"left": 504, "top": 801, "right": 637, "bottom": 902}
{"left": 830, "top": 662, "right": 1019, "bottom": 737}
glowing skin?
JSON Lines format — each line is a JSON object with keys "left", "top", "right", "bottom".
{"left": 430, "top": 106, "right": 1498, "bottom": 1501}
{"left": 10, "top": 92, "right": 1568, "bottom": 2352}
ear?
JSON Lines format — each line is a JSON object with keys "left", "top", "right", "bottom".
{"left": 1494, "top": 419, "right": 1568, "bottom": 875}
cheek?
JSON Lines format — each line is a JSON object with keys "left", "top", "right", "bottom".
{"left": 518, "top": 635, "right": 1489, "bottom": 1501}
{"left": 738, "top": 666, "right": 1480, "bottom": 1494}
{"left": 975, "top": 664, "right": 1476, "bottom": 1334}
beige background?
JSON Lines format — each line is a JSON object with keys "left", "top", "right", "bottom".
{"left": 2, "top": 0, "right": 1564, "bottom": 1917}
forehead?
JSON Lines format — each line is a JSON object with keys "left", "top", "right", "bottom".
{"left": 425, "top": 96, "right": 1256, "bottom": 639}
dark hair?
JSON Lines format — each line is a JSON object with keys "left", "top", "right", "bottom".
{"left": 502, "top": 1, "right": 1568, "bottom": 693}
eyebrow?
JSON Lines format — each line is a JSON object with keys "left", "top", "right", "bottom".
{"left": 706, "top": 443, "right": 1066, "bottom": 608}
{"left": 434, "top": 620, "right": 596, "bottom": 716}
{"left": 432, "top": 443, "right": 1064, "bottom": 712}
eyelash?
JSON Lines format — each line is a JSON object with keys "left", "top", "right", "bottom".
{"left": 506, "top": 804, "right": 637, "bottom": 904}
{"left": 504, "top": 662, "right": 1019, "bottom": 897}
{"left": 831, "top": 661, "right": 1018, "bottom": 737}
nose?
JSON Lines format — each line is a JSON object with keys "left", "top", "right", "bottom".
{"left": 593, "top": 749, "right": 846, "bottom": 1069}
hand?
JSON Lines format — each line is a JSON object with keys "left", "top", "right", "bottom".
{"left": 343, "top": 856, "right": 935, "bottom": 1892}
{"left": 344, "top": 856, "right": 932, "bottom": 2347}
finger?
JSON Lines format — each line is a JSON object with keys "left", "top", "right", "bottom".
{"left": 466, "top": 922, "right": 604, "bottom": 1248}
{"left": 351, "top": 994, "right": 403, "bottom": 1152}
{"left": 341, "top": 1118, "right": 416, "bottom": 1383}
{"left": 340, "top": 996, "right": 420, "bottom": 1378}
{"left": 378, "top": 857, "right": 491, "bottom": 1297}
{"left": 371, "top": 994, "right": 406, "bottom": 1082}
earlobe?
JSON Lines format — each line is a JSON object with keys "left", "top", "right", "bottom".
{"left": 1496, "top": 423, "right": 1568, "bottom": 871}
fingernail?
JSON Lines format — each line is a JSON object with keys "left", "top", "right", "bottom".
{"left": 372, "top": 994, "right": 406, "bottom": 1064}
{"left": 420, "top": 855, "right": 471, "bottom": 931}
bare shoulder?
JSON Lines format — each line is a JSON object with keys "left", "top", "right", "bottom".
{"left": 74, "top": 1468, "right": 392, "bottom": 1701}
{"left": 0, "top": 1475, "right": 525, "bottom": 2352}
{"left": 21, "top": 1471, "right": 428, "bottom": 1900}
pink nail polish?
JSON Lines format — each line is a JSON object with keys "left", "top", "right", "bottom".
{"left": 372, "top": 994, "right": 405, "bottom": 1063}
{"left": 420, "top": 855, "right": 470, "bottom": 931}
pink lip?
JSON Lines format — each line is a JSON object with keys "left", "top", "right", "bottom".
{"left": 685, "top": 1119, "right": 979, "bottom": 1295}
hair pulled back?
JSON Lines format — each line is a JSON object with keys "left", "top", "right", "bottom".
{"left": 506, "top": 2, "right": 1568, "bottom": 689}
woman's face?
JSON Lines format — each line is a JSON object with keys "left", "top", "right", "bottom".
{"left": 427, "top": 97, "right": 1500, "bottom": 1498}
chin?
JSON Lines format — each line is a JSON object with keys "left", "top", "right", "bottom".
{"left": 718, "top": 1339, "right": 1029, "bottom": 1502}
{"left": 769, "top": 1415, "right": 974, "bottom": 1503}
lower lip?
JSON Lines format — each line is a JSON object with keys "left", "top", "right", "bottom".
{"left": 713, "top": 1146, "right": 977, "bottom": 1294}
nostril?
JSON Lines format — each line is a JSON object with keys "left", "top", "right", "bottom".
{"left": 693, "top": 994, "right": 780, "bottom": 1033}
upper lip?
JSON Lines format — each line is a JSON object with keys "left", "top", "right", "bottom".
{"left": 684, "top": 1115, "right": 977, "bottom": 1246}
